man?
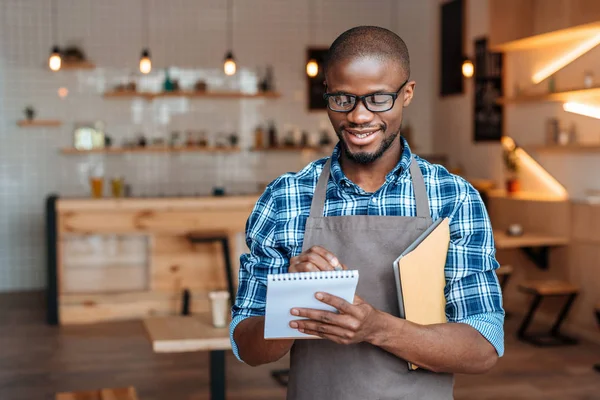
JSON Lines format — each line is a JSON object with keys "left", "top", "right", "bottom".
{"left": 231, "top": 26, "right": 504, "bottom": 399}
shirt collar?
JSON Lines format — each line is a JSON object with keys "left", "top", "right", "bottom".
{"left": 329, "top": 136, "right": 413, "bottom": 188}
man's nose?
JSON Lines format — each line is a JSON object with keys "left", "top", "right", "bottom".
{"left": 347, "top": 100, "right": 375, "bottom": 126}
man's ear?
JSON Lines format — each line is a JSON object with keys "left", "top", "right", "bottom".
{"left": 402, "top": 81, "right": 416, "bottom": 107}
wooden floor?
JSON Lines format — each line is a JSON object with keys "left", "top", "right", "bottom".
{"left": 1, "top": 291, "right": 599, "bottom": 400}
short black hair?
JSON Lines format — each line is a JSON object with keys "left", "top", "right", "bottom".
{"left": 325, "top": 26, "right": 410, "bottom": 78}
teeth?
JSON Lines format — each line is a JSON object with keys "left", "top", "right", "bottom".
{"left": 351, "top": 130, "right": 377, "bottom": 139}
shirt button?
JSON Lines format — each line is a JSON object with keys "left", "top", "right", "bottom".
{"left": 372, "top": 198, "right": 378, "bottom": 203}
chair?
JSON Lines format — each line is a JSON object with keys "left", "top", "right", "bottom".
{"left": 496, "top": 265, "right": 513, "bottom": 318}
{"left": 517, "top": 280, "right": 579, "bottom": 346}
{"left": 496, "top": 265, "right": 513, "bottom": 290}
{"left": 182, "top": 232, "right": 236, "bottom": 314}
{"left": 56, "top": 386, "right": 139, "bottom": 400}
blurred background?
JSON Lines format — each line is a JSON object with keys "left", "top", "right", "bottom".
{"left": 1, "top": 0, "right": 600, "bottom": 399}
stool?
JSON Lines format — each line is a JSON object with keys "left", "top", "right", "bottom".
{"left": 56, "top": 386, "right": 138, "bottom": 400}
{"left": 594, "top": 305, "right": 600, "bottom": 373}
{"left": 517, "top": 280, "right": 579, "bottom": 346}
{"left": 183, "top": 232, "right": 236, "bottom": 315}
{"left": 496, "top": 265, "right": 513, "bottom": 290}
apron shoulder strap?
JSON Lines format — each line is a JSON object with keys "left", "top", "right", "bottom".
{"left": 309, "top": 158, "right": 332, "bottom": 218}
{"left": 409, "top": 156, "right": 431, "bottom": 219}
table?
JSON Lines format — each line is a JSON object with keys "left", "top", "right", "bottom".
{"left": 493, "top": 230, "right": 569, "bottom": 269}
{"left": 143, "top": 314, "right": 231, "bottom": 400}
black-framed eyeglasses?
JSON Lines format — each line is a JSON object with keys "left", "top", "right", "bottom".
{"left": 323, "top": 79, "right": 409, "bottom": 113}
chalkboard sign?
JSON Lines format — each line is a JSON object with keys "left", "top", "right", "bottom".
{"left": 307, "top": 47, "right": 329, "bottom": 111}
{"left": 473, "top": 37, "right": 503, "bottom": 142}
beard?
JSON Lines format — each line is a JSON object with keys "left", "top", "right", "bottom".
{"left": 336, "top": 123, "right": 402, "bottom": 165}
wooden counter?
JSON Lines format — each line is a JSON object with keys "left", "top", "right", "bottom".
{"left": 47, "top": 195, "right": 259, "bottom": 325}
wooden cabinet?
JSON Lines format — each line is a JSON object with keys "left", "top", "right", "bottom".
{"left": 490, "top": 0, "right": 600, "bottom": 51}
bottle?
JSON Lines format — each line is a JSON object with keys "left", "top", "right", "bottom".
{"left": 254, "top": 125, "right": 264, "bottom": 149}
{"left": 268, "top": 121, "right": 278, "bottom": 148}
{"left": 163, "top": 68, "right": 174, "bottom": 92}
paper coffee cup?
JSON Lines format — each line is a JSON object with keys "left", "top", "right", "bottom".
{"left": 209, "top": 291, "right": 230, "bottom": 328}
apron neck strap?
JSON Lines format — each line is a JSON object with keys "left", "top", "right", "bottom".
{"left": 309, "top": 158, "right": 333, "bottom": 218}
{"left": 309, "top": 155, "right": 431, "bottom": 219}
{"left": 409, "top": 156, "right": 431, "bottom": 219}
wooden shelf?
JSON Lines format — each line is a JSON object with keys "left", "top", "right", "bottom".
{"left": 103, "top": 90, "right": 281, "bottom": 100}
{"left": 17, "top": 119, "right": 62, "bottom": 127}
{"left": 60, "top": 61, "right": 95, "bottom": 70}
{"left": 490, "top": 21, "right": 600, "bottom": 52}
{"left": 60, "top": 146, "right": 241, "bottom": 155}
{"left": 496, "top": 85, "right": 600, "bottom": 105}
{"left": 528, "top": 144, "right": 600, "bottom": 153}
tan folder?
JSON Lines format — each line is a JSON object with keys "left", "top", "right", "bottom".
{"left": 393, "top": 217, "right": 450, "bottom": 370}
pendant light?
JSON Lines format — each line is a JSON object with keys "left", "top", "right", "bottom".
{"left": 305, "top": 0, "right": 318, "bottom": 77}
{"left": 139, "top": 0, "right": 152, "bottom": 74}
{"left": 223, "top": 0, "right": 236, "bottom": 76}
{"left": 48, "top": 0, "right": 61, "bottom": 71}
{"left": 462, "top": 57, "right": 474, "bottom": 78}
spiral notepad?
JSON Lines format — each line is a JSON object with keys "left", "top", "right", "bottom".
{"left": 264, "top": 270, "right": 360, "bottom": 339}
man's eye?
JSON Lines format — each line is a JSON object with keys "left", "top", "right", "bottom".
{"left": 334, "top": 96, "right": 353, "bottom": 106}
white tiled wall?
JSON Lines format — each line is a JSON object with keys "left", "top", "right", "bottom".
{"left": 0, "top": 0, "right": 436, "bottom": 291}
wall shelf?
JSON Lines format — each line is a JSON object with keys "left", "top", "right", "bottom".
{"left": 17, "top": 120, "right": 62, "bottom": 127}
{"left": 60, "top": 146, "right": 241, "bottom": 155}
{"left": 496, "top": 85, "right": 600, "bottom": 105}
{"left": 528, "top": 144, "right": 600, "bottom": 153}
{"left": 490, "top": 21, "right": 600, "bottom": 52}
{"left": 103, "top": 90, "right": 281, "bottom": 100}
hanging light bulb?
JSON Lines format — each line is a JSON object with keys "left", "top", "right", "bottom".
{"left": 224, "top": 51, "right": 236, "bottom": 76}
{"left": 306, "top": 59, "right": 319, "bottom": 77}
{"left": 49, "top": 46, "right": 61, "bottom": 71}
{"left": 462, "top": 58, "right": 474, "bottom": 78}
{"left": 139, "top": 48, "right": 152, "bottom": 74}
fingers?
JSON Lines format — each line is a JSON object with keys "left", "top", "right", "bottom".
{"left": 290, "top": 306, "right": 357, "bottom": 330}
{"left": 288, "top": 246, "right": 341, "bottom": 273}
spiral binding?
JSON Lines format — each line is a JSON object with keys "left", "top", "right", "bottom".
{"left": 268, "top": 270, "right": 359, "bottom": 282}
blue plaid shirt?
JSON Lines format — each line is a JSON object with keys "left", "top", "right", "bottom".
{"left": 230, "top": 137, "right": 505, "bottom": 361}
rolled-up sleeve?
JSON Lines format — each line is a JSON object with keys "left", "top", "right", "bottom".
{"left": 444, "top": 184, "right": 505, "bottom": 357}
{"left": 230, "top": 184, "right": 289, "bottom": 362}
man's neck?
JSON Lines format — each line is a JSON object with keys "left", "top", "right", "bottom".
{"left": 339, "top": 140, "right": 403, "bottom": 193}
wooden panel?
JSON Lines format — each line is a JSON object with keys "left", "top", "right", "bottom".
{"left": 143, "top": 314, "right": 231, "bottom": 353}
{"left": 57, "top": 195, "right": 259, "bottom": 212}
{"left": 571, "top": 203, "right": 600, "bottom": 243}
{"left": 59, "top": 210, "right": 250, "bottom": 235}
{"left": 150, "top": 248, "right": 226, "bottom": 291}
{"left": 494, "top": 231, "right": 569, "bottom": 249}
{"left": 56, "top": 387, "right": 138, "bottom": 400}
{"left": 59, "top": 290, "right": 210, "bottom": 325}
{"left": 488, "top": 196, "right": 570, "bottom": 236}
{"left": 532, "top": 0, "right": 570, "bottom": 36}
{"left": 62, "top": 265, "right": 147, "bottom": 294}
{"left": 569, "top": 0, "right": 600, "bottom": 27}
{"left": 489, "top": 0, "right": 534, "bottom": 48}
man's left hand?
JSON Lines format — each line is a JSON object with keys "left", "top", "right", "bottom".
{"left": 289, "top": 293, "right": 383, "bottom": 345}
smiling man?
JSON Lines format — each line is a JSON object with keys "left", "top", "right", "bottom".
{"left": 231, "top": 26, "right": 504, "bottom": 399}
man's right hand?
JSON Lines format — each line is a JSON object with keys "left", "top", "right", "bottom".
{"left": 288, "top": 245, "right": 346, "bottom": 273}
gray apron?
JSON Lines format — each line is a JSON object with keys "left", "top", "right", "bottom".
{"left": 287, "top": 156, "right": 454, "bottom": 400}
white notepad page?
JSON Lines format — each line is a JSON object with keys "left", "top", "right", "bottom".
{"left": 264, "top": 270, "right": 359, "bottom": 339}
